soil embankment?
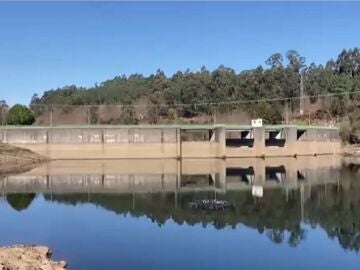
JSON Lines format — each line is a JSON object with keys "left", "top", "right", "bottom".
{"left": 342, "top": 144, "right": 360, "bottom": 157}
{"left": 0, "top": 143, "right": 48, "bottom": 175}
{"left": 0, "top": 245, "right": 66, "bottom": 270}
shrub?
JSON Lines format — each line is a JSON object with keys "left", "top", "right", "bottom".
{"left": 6, "top": 104, "right": 35, "bottom": 125}
{"left": 340, "top": 113, "right": 360, "bottom": 144}
{"left": 339, "top": 121, "right": 352, "bottom": 143}
{"left": 251, "top": 102, "right": 283, "bottom": 124}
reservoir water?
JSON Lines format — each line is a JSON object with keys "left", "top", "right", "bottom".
{"left": 0, "top": 157, "right": 359, "bottom": 270}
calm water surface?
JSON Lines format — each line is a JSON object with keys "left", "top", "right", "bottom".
{"left": 0, "top": 158, "right": 359, "bottom": 270}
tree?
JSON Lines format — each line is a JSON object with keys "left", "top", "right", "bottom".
{"left": 0, "top": 100, "right": 8, "bottom": 125}
{"left": 266, "top": 53, "right": 284, "bottom": 68}
{"left": 286, "top": 50, "right": 306, "bottom": 72}
{"left": 6, "top": 104, "right": 35, "bottom": 125}
{"left": 335, "top": 48, "right": 360, "bottom": 77}
{"left": 250, "top": 102, "right": 283, "bottom": 124}
{"left": 7, "top": 193, "right": 36, "bottom": 211}
{"left": 25, "top": 47, "right": 360, "bottom": 125}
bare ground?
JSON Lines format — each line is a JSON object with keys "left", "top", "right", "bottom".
{"left": 0, "top": 143, "right": 49, "bottom": 176}
{"left": 342, "top": 144, "right": 360, "bottom": 157}
{"left": 0, "top": 245, "right": 66, "bottom": 270}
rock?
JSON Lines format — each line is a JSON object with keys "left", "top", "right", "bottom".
{"left": 0, "top": 245, "right": 66, "bottom": 270}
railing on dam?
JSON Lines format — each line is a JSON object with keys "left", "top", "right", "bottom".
{"left": 0, "top": 124, "right": 340, "bottom": 159}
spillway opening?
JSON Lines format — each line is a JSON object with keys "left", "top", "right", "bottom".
{"left": 265, "top": 130, "right": 286, "bottom": 147}
{"left": 265, "top": 166, "right": 286, "bottom": 182}
{"left": 225, "top": 130, "right": 254, "bottom": 147}
{"left": 226, "top": 167, "right": 255, "bottom": 184}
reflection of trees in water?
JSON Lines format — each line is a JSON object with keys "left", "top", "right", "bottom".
{"left": 6, "top": 193, "right": 36, "bottom": 211}
{"left": 44, "top": 166, "right": 360, "bottom": 251}
{"left": 304, "top": 166, "right": 360, "bottom": 252}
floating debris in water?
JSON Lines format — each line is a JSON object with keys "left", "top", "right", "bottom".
{"left": 189, "top": 199, "right": 234, "bottom": 211}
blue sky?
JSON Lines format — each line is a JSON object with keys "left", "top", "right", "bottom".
{"left": 0, "top": 1, "right": 360, "bottom": 105}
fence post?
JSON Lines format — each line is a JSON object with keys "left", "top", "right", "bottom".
{"left": 285, "top": 100, "right": 289, "bottom": 124}
{"left": 213, "top": 104, "right": 216, "bottom": 125}
{"left": 87, "top": 106, "right": 90, "bottom": 126}
{"left": 49, "top": 106, "right": 53, "bottom": 127}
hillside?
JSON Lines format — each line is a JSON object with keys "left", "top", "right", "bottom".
{"left": 26, "top": 48, "right": 360, "bottom": 125}
{"left": 0, "top": 48, "right": 358, "bottom": 127}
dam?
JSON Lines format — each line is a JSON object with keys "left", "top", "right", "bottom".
{"left": 0, "top": 124, "right": 340, "bottom": 159}
{"left": 0, "top": 156, "right": 341, "bottom": 195}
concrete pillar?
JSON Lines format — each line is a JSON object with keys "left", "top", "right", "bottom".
{"left": 285, "top": 127, "right": 297, "bottom": 156}
{"left": 300, "top": 183, "right": 305, "bottom": 221}
{"left": 46, "top": 129, "right": 49, "bottom": 144}
{"left": 176, "top": 159, "right": 181, "bottom": 190}
{"left": 284, "top": 160, "right": 298, "bottom": 189}
{"left": 253, "top": 127, "right": 265, "bottom": 157}
{"left": 305, "top": 129, "right": 317, "bottom": 155}
{"left": 215, "top": 159, "right": 226, "bottom": 191}
{"left": 215, "top": 127, "right": 226, "bottom": 158}
{"left": 176, "top": 128, "right": 181, "bottom": 159}
{"left": 285, "top": 127, "right": 297, "bottom": 142}
{"left": 253, "top": 159, "right": 265, "bottom": 186}
{"left": 3, "top": 130, "right": 7, "bottom": 143}
{"left": 0, "top": 130, "right": 4, "bottom": 143}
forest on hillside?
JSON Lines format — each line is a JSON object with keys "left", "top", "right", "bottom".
{"left": 1, "top": 48, "right": 360, "bottom": 140}
{"left": 28, "top": 48, "right": 360, "bottom": 123}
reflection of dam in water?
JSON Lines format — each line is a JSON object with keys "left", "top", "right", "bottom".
{"left": 0, "top": 156, "right": 341, "bottom": 196}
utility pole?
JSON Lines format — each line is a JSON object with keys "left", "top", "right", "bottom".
{"left": 300, "top": 73, "right": 304, "bottom": 116}
{"left": 285, "top": 100, "right": 289, "bottom": 124}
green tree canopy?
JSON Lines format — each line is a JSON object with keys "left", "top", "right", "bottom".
{"left": 27, "top": 47, "right": 360, "bottom": 127}
{"left": 7, "top": 193, "right": 36, "bottom": 212}
{"left": 6, "top": 104, "right": 35, "bottom": 125}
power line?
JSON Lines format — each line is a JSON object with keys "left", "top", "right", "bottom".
{"left": 29, "top": 90, "right": 360, "bottom": 108}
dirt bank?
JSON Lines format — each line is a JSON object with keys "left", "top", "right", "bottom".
{"left": 0, "top": 143, "right": 49, "bottom": 175}
{"left": 0, "top": 245, "right": 66, "bottom": 270}
{"left": 342, "top": 144, "right": 360, "bottom": 157}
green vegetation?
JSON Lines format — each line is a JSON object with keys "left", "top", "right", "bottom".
{"left": 1, "top": 48, "right": 359, "bottom": 133}
{"left": 6, "top": 104, "right": 35, "bottom": 125}
{"left": 0, "top": 100, "right": 8, "bottom": 125}
{"left": 27, "top": 48, "right": 360, "bottom": 127}
{"left": 6, "top": 193, "right": 36, "bottom": 211}
{"left": 340, "top": 108, "right": 360, "bottom": 144}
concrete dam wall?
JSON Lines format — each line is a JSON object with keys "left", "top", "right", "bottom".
{"left": 0, "top": 156, "right": 341, "bottom": 195}
{"left": 0, "top": 125, "right": 340, "bottom": 159}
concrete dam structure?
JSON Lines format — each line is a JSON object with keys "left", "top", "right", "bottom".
{"left": 0, "top": 156, "right": 341, "bottom": 195}
{"left": 0, "top": 125, "right": 340, "bottom": 159}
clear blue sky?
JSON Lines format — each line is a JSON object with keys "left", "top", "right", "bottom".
{"left": 1, "top": 1, "right": 360, "bottom": 105}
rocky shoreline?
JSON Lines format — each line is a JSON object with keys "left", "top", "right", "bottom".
{"left": 0, "top": 245, "right": 66, "bottom": 270}
{"left": 0, "top": 143, "right": 49, "bottom": 176}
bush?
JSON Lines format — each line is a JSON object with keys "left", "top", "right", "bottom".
{"left": 250, "top": 102, "right": 283, "bottom": 124}
{"left": 339, "top": 121, "right": 352, "bottom": 143}
{"left": 6, "top": 104, "right": 35, "bottom": 125}
{"left": 340, "top": 117, "right": 360, "bottom": 144}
